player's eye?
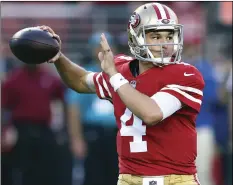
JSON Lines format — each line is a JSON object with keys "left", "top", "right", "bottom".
{"left": 167, "top": 36, "right": 173, "bottom": 40}
{"left": 151, "top": 36, "right": 159, "bottom": 40}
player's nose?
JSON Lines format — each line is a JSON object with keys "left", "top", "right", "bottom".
{"left": 158, "top": 38, "right": 168, "bottom": 49}
{"left": 162, "top": 44, "right": 168, "bottom": 50}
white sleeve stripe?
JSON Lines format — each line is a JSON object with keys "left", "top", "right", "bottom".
{"left": 161, "top": 87, "right": 202, "bottom": 105}
{"left": 165, "top": 84, "right": 203, "bottom": 96}
{"left": 96, "top": 73, "right": 105, "bottom": 99}
{"left": 101, "top": 73, "right": 112, "bottom": 98}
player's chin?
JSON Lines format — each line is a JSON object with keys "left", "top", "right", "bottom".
{"left": 152, "top": 54, "right": 169, "bottom": 58}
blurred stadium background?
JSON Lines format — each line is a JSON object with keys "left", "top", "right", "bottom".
{"left": 1, "top": 1, "right": 232, "bottom": 185}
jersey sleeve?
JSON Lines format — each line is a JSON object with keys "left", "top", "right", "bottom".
{"left": 159, "top": 71, "right": 205, "bottom": 112}
{"left": 93, "top": 72, "right": 113, "bottom": 101}
{"left": 92, "top": 54, "right": 134, "bottom": 102}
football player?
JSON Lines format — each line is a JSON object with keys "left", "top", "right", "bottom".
{"left": 40, "top": 2, "right": 204, "bottom": 185}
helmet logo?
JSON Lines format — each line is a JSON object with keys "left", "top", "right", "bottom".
{"left": 128, "top": 12, "right": 141, "bottom": 28}
{"left": 161, "top": 19, "right": 170, "bottom": 24}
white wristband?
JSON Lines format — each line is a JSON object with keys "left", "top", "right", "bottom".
{"left": 109, "top": 73, "right": 129, "bottom": 92}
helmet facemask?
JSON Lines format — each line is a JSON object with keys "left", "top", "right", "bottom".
{"left": 128, "top": 23, "right": 184, "bottom": 66}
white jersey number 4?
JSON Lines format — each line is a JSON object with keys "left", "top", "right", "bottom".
{"left": 120, "top": 108, "right": 147, "bottom": 153}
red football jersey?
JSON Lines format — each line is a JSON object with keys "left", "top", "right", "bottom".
{"left": 93, "top": 54, "right": 205, "bottom": 176}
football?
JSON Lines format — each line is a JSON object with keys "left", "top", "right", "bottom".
{"left": 9, "top": 27, "right": 60, "bottom": 64}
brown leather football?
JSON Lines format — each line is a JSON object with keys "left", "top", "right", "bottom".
{"left": 9, "top": 27, "right": 60, "bottom": 64}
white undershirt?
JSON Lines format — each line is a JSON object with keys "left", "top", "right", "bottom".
{"left": 85, "top": 73, "right": 182, "bottom": 120}
{"left": 151, "top": 92, "right": 182, "bottom": 120}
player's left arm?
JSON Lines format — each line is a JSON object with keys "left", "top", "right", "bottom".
{"left": 116, "top": 83, "right": 182, "bottom": 125}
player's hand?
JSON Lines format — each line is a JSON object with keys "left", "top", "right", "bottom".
{"left": 38, "top": 25, "right": 62, "bottom": 63}
{"left": 70, "top": 137, "right": 87, "bottom": 159}
{"left": 98, "top": 33, "right": 118, "bottom": 77}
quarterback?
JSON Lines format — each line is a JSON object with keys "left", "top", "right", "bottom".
{"left": 40, "top": 2, "right": 204, "bottom": 185}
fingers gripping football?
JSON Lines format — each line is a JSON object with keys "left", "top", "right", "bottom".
{"left": 39, "top": 25, "right": 62, "bottom": 63}
{"left": 98, "top": 33, "right": 117, "bottom": 76}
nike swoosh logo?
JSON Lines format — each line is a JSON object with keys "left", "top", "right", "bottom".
{"left": 184, "top": 72, "right": 195, "bottom": 76}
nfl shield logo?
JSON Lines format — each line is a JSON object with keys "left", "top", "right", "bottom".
{"left": 149, "top": 180, "right": 157, "bottom": 185}
{"left": 130, "top": 80, "right": 137, "bottom": 88}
